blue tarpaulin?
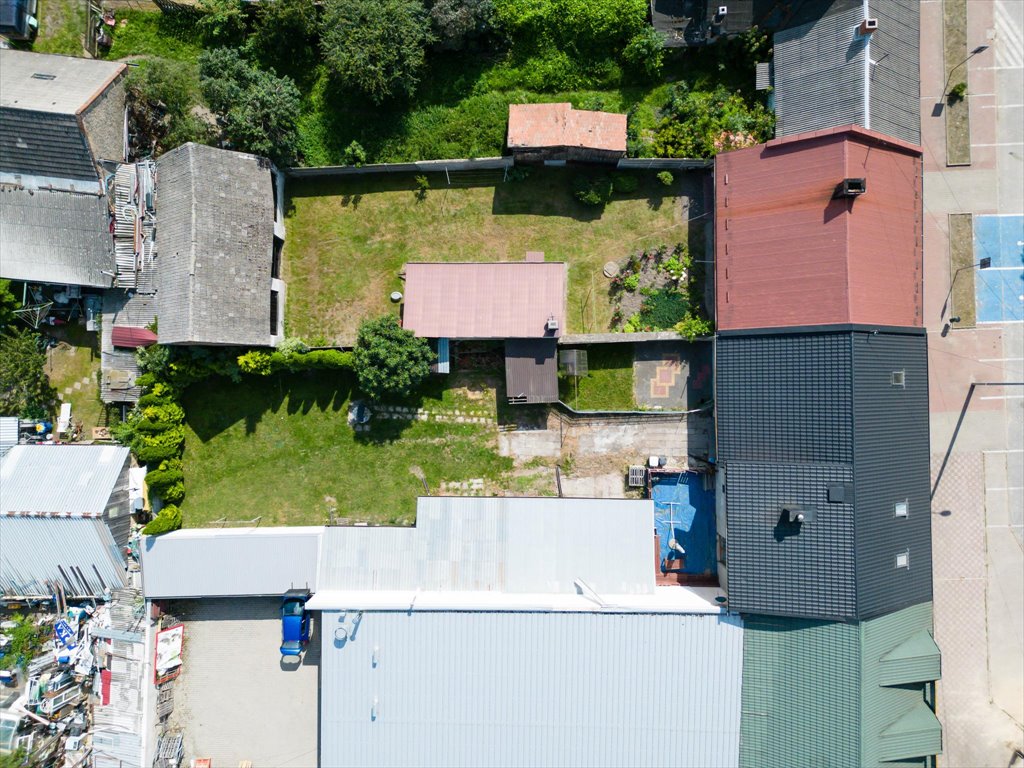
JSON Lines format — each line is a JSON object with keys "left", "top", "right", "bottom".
{"left": 652, "top": 472, "right": 716, "bottom": 576}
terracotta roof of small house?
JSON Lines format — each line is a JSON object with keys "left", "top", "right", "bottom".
{"left": 507, "top": 103, "right": 627, "bottom": 152}
{"left": 403, "top": 261, "right": 567, "bottom": 339}
{"left": 111, "top": 326, "right": 158, "bottom": 348}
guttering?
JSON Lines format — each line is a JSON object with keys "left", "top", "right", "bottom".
{"left": 306, "top": 586, "right": 728, "bottom": 614}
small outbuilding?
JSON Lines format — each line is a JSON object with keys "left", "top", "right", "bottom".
{"left": 506, "top": 103, "right": 627, "bottom": 164}
{"left": 402, "top": 258, "right": 567, "bottom": 404}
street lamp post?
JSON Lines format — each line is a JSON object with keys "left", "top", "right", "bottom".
{"left": 941, "top": 256, "right": 991, "bottom": 320}
{"left": 933, "top": 45, "right": 989, "bottom": 115}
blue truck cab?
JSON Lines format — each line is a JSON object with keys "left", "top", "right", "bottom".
{"left": 280, "top": 589, "right": 311, "bottom": 657}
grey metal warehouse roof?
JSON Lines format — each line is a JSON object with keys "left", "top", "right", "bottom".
{"left": 316, "top": 496, "right": 655, "bottom": 596}
{"left": 320, "top": 610, "right": 745, "bottom": 768}
{"left": 0, "top": 108, "right": 98, "bottom": 182}
{"left": 155, "top": 143, "right": 276, "bottom": 346}
{"left": 0, "top": 445, "right": 129, "bottom": 514}
{"left": 0, "top": 186, "right": 114, "bottom": 287}
{"left": 141, "top": 527, "right": 323, "bottom": 599}
{"left": 0, "top": 517, "right": 127, "bottom": 598}
{"left": 772, "top": 0, "right": 920, "bottom": 145}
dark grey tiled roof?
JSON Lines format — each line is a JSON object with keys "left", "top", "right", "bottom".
{"left": 772, "top": 0, "right": 920, "bottom": 145}
{"left": 504, "top": 339, "right": 559, "bottom": 404}
{"left": 0, "top": 186, "right": 114, "bottom": 287}
{"left": 0, "top": 108, "right": 97, "bottom": 181}
{"left": 717, "top": 328, "right": 932, "bottom": 620}
{"left": 156, "top": 143, "right": 276, "bottom": 346}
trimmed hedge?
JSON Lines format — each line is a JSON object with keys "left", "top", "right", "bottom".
{"left": 141, "top": 505, "right": 182, "bottom": 536}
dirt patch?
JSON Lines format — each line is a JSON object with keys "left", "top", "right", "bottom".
{"left": 949, "top": 213, "right": 976, "bottom": 326}
{"left": 943, "top": 0, "right": 972, "bottom": 166}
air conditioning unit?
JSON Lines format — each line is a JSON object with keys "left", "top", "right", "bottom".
{"left": 859, "top": 17, "right": 878, "bottom": 35}
{"left": 546, "top": 316, "right": 559, "bottom": 332}
{"left": 833, "top": 178, "right": 867, "bottom": 198}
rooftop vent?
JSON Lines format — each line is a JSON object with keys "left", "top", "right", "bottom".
{"left": 859, "top": 18, "right": 878, "bottom": 35}
{"left": 833, "top": 178, "right": 867, "bottom": 198}
{"left": 546, "top": 315, "right": 559, "bottom": 332}
{"left": 31, "top": 73, "right": 57, "bottom": 80}
{"left": 782, "top": 506, "right": 816, "bottom": 524}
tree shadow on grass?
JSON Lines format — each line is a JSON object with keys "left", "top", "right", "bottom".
{"left": 184, "top": 372, "right": 353, "bottom": 441}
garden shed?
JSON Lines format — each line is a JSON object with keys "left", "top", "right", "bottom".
{"left": 506, "top": 103, "right": 627, "bottom": 164}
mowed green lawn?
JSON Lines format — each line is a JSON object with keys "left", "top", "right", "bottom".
{"left": 558, "top": 343, "right": 635, "bottom": 411}
{"left": 284, "top": 168, "right": 694, "bottom": 343}
{"left": 180, "top": 372, "right": 512, "bottom": 527}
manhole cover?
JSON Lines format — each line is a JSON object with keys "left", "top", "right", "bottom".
{"left": 603, "top": 261, "right": 620, "bottom": 278}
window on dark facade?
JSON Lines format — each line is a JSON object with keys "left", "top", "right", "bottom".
{"left": 895, "top": 550, "right": 910, "bottom": 569}
{"left": 891, "top": 370, "right": 906, "bottom": 387}
{"left": 270, "top": 290, "right": 280, "bottom": 336}
{"left": 272, "top": 237, "right": 283, "bottom": 279}
{"left": 894, "top": 500, "right": 909, "bottom": 518}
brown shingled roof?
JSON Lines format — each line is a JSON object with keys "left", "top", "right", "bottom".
{"left": 507, "top": 103, "right": 627, "bottom": 152}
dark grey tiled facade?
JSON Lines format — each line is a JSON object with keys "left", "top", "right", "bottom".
{"left": 718, "top": 328, "right": 931, "bottom": 620}
{"left": 0, "top": 108, "right": 96, "bottom": 181}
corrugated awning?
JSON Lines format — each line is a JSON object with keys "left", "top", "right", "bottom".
{"left": 111, "top": 326, "right": 157, "bottom": 348}
{"left": 505, "top": 339, "right": 559, "bottom": 404}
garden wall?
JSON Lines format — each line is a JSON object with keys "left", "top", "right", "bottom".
{"left": 285, "top": 157, "right": 514, "bottom": 178}
{"left": 285, "top": 156, "right": 711, "bottom": 179}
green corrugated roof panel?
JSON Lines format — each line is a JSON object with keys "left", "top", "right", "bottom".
{"left": 879, "top": 701, "right": 943, "bottom": 762}
{"left": 741, "top": 602, "right": 941, "bottom": 768}
{"left": 879, "top": 629, "right": 942, "bottom": 685}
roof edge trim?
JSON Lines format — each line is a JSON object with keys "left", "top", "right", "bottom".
{"left": 717, "top": 324, "right": 927, "bottom": 338}
{"left": 764, "top": 124, "right": 923, "bottom": 157}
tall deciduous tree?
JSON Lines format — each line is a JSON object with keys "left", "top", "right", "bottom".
{"left": 0, "top": 328, "right": 57, "bottom": 419}
{"left": 320, "top": 0, "right": 433, "bottom": 103}
{"left": 353, "top": 315, "right": 434, "bottom": 401}
{"left": 0, "top": 279, "right": 20, "bottom": 333}
{"left": 198, "top": 48, "right": 301, "bottom": 166}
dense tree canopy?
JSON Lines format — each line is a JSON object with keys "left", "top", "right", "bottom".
{"left": 198, "top": 48, "right": 302, "bottom": 166}
{"left": 353, "top": 315, "right": 434, "bottom": 401}
{"left": 320, "top": 0, "right": 433, "bottom": 103}
{"left": 0, "top": 328, "right": 57, "bottom": 419}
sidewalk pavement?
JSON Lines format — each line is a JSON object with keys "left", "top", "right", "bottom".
{"left": 920, "top": 1, "right": 1024, "bottom": 766}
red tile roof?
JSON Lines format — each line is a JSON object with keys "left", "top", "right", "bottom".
{"left": 403, "top": 262, "right": 567, "bottom": 339}
{"left": 507, "top": 103, "right": 627, "bottom": 152}
{"left": 111, "top": 326, "right": 158, "bottom": 348}
{"left": 715, "top": 125, "right": 923, "bottom": 331}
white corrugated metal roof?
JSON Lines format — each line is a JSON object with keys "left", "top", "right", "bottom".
{"left": 0, "top": 417, "right": 17, "bottom": 458}
{"left": 140, "top": 527, "right": 323, "bottom": 599}
{"left": 0, "top": 516, "right": 127, "bottom": 597}
{"left": 317, "top": 497, "right": 655, "bottom": 596}
{"left": 319, "top": 610, "right": 744, "bottom": 768}
{"left": 0, "top": 444, "right": 129, "bottom": 514}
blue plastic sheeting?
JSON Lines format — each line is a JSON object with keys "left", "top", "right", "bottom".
{"left": 974, "top": 215, "right": 1024, "bottom": 323}
{"left": 652, "top": 472, "right": 716, "bottom": 576}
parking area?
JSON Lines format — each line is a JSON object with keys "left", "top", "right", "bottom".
{"left": 974, "top": 214, "right": 1024, "bottom": 324}
{"left": 165, "top": 598, "right": 319, "bottom": 768}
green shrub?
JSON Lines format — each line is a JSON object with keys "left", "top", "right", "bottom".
{"left": 622, "top": 26, "right": 665, "bottom": 80}
{"left": 650, "top": 83, "right": 774, "bottom": 158}
{"left": 134, "top": 442, "right": 182, "bottom": 465}
{"left": 674, "top": 314, "right": 714, "bottom": 340}
{"left": 638, "top": 288, "right": 689, "bottom": 329}
{"left": 161, "top": 482, "right": 186, "bottom": 505}
{"left": 415, "top": 174, "right": 430, "bottom": 200}
{"left": 573, "top": 174, "right": 613, "bottom": 206}
{"left": 657, "top": 170, "right": 674, "bottom": 186}
{"left": 623, "top": 274, "right": 640, "bottom": 292}
{"left": 342, "top": 141, "right": 368, "bottom": 167}
{"left": 143, "top": 402, "right": 185, "bottom": 424}
{"left": 146, "top": 465, "right": 185, "bottom": 494}
{"left": 611, "top": 172, "right": 640, "bottom": 194}
{"left": 142, "top": 505, "right": 183, "bottom": 536}
{"left": 238, "top": 350, "right": 274, "bottom": 375}
{"left": 947, "top": 81, "right": 967, "bottom": 105}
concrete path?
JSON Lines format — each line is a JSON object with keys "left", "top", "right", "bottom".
{"left": 921, "top": 0, "right": 1024, "bottom": 764}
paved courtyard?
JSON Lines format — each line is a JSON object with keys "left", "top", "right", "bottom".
{"left": 166, "top": 598, "right": 320, "bottom": 768}
{"left": 633, "top": 341, "right": 713, "bottom": 409}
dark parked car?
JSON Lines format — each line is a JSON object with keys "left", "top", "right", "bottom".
{"left": 280, "top": 589, "right": 311, "bottom": 657}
